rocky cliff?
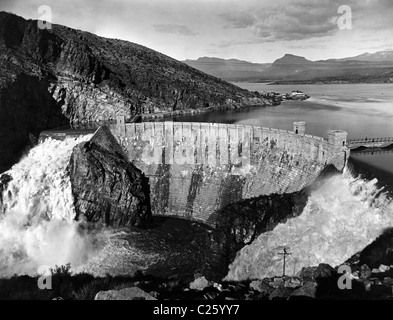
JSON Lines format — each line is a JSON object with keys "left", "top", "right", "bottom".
{"left": 0, "top": 12, "right": 272, "bottom": 172}
{"left": 211, "top": 190, "right": 308, "bottom": 270}
{"left": 69, "top": 127, "right": 151, "bottom": 228}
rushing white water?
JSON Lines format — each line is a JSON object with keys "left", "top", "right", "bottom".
{"left": 0, "top": 136, "right": 95, "bottom": 276}
{"left": 0, "top": 135, "right": 161, "bottom": 278}
{"left": 226, "top": 168, "right": 393, "bottom": 281}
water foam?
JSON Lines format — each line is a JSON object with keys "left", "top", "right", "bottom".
{"left": 0, "top": 136, "right": 93, "bottom": 276}
{"left": 226, "top": 168, "right": 393, "bottom": 281}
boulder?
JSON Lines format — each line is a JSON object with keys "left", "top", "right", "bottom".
{"left": 95, "top": 287, "right": 157, "bottom": 300}
{"left": 270, "top": 277, "right": 285, "bottom": 288}
{"left": 290, "top": 282, "right": 317, "bottom": 299}
{"left": 314, "top": 264, "right": 336, "bottom": 279}
{"left": 284, "top": 277, "right": 301, "bottom": 288}
{"left": 382, "top": 277, "right": 393, "bottom": 288}
{"left": 268, "top": 285, "right": 294, "bottom": 300}
{"left": 249, "top": 280, "right": 275, "bottom": 296}
{"left": 360, "top": 265, "right": 372, "bottom": 279}
{"left": 379, "top": 264, "right": 390, "bottom": 272}
{"left": 69, "top": 127, "right": 151, "bottom": 228}
{"left": 189, "top": 276, "right": 209, "bottom": 291}
{"left": 363, "top": 280, "right": 372, "bottom": 292}
{"left": 298, "top": 264, "right": 336, "bottom": 283}
{"left": 213, "top": 283, "right": 223, "bottom": 291}
{"left": 298, "top": 266, "right": 318, "bottom": 283}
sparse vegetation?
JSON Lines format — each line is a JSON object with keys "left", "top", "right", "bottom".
{"left": 0, "top": 264, "right": 191, "bottom": 300}
{"left": 0, "top": 264, "right": 144, "bottom": 300}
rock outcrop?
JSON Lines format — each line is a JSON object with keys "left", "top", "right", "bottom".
{"left": 0, "top": 173, "right": 11, "bottom": 208}
{"left": 211, "top": 190, "right": 308, "bottom": 265}
{"left": 95, "top": 287, "right": 157, "bottom": 300}
{"left": 189, "top": 276, "right": 210, "bottom": 291}
{"left": 69, "top": 127, "right": 151, "bottom": 227}
{"left": 0, "top": 12, "right": 273, "bottom": 172}
{"left": 358, "top": 228, "right": 393, "bottom": 268}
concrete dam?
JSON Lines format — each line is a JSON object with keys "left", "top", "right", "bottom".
{"left": 73, "top": 116, "right": 347, "bottom": 226}
{"left": 40, "top": 117, "right": 349, "bottom": 226}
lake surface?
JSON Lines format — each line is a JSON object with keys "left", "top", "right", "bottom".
{"left": 173, "top": 83, "right": 393, "bottom": 186}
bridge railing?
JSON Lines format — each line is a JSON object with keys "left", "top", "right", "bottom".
{"left": 351, "top": 149, "right": 393, "bottom": 155}
{"left": 347, "top": 137, "right": 393, "bottom": 143}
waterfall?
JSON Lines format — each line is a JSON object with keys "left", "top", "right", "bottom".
{"left": 0, "top": 136, "right": 94, "bottom": 276}
{"left": 226, "top": 167, "right": 393, "bottom": 280}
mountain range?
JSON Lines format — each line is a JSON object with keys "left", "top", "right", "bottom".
{"left": 184, "top": 52, "right": 393, "bottom": 83}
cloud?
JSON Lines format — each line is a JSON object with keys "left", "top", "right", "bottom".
{"left": 153, "top": 24, "right": 198, "bottom": 36}
{"left": 218, "top": 0, "right": 393, "bottom": 42}
{"left": 219, "top": 1, "right": 341, "bottom": 41}
{"left": 219, "top": 12, "right": 256, "bottom": 29}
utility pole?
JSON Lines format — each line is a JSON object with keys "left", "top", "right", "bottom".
{"left": 278, "top": 247, "right": 292, "bottom": 277}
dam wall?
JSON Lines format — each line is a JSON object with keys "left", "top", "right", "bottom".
{"left": 99, "top": 117, "right": 349, "bottom": 225}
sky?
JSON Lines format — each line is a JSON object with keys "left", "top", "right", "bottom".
{"left": 1, "top": 0, "right": 393, "bottom": 63}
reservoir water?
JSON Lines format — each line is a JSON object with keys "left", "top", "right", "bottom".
{"left": 174, "top": 83, "right": 393, "bottom": 191}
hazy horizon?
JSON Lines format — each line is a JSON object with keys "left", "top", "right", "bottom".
{"left": 1, "top": 0, "right": 392, "bottom": 63}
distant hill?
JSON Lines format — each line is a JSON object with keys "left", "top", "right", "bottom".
{"left": 266, "top": 53, "right": 393, "bottom": 82}
{"left": 271, "top": 54, "right": 314, "bottom": 68}
{"left": 186, "top": 52, "right": 393, "bottom": 83}
{"left": 0, "top": 12, "right": 272, "bottom": 172}
{"left": 183, "top": 57, "right": 271, "bottom": 81}
{"left": 335, "top": 50, "right": 393, "bottom": 62}
{"left": 267, "top": 54, "right": 316, "bottom": 77}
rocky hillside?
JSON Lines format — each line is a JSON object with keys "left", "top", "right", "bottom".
{"left": 0, "top": 12, "right": 271, "bottom": 172}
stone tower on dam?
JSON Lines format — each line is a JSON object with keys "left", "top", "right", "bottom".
{"left": 89, "top": 116, "right": 349, "bottom": 226}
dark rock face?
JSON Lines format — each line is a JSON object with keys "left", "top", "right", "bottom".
{"left": 210, "top": 190, "right": 308, "bottom": 265}
{"left": 298, "top": 264, "right": 337, "bottom": 283}
{"left": 358, "top": 228, "right": 393, "bottom": 268}
{"left": 0, "top": 173, "right": 12, "bottom": 208}
{"left": 269, "top": 285, "right": 294, "bottom": 300}
{"left": 0, "top": 12, "right": 273, "bottom": 171}
{"left": 68, "top": 129, "right": 151, "bottom": 227}
{"left": 290, "top": 282, "right": 317, "bottom": 299}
